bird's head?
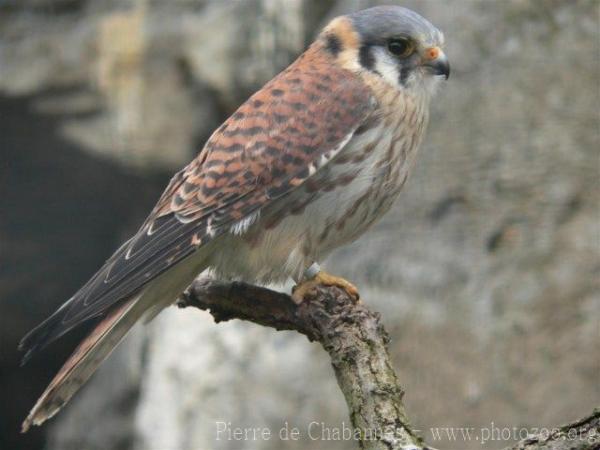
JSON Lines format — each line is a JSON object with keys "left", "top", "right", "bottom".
{"left": 321, "top": 6, "right": 449, "bottom": 95}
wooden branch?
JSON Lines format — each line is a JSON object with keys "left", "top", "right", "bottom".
{"left": 178, "top": 279, "right": 599, "bottom": 450}
{"left": 505, "top": 409, "right": 599, "bottom": 450}
{"left": 179, "top": 279, "right": 424, "bottom": 450}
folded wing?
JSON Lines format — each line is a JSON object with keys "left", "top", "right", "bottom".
{"left": 19, "top": 49, "right": 374, "bottom": 362}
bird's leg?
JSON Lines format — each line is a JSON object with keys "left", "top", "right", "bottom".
{"left": 291, "top": 262, "right": 360, "bottom": 304}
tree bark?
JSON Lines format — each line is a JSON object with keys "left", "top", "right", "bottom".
{"left": 505, "top": 409, "right": 599, "bottom": 450}
{"left": 178, "top": 279, "right": 599, "bottom": 450}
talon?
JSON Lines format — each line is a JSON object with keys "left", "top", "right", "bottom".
{"left": 291, "top": 271, "right": 360, "bottom": 304}
{"left": 291, "top": 280, "right": 318, "bottom": 304}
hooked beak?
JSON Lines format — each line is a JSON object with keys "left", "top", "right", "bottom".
{"left": 422, "top": 47, "right": 450, "bottom": 80}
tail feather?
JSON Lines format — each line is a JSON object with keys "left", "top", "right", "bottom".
{"left": 21, "top": 294, "right": 143, "bottom": 432}
{"left": 19, "top": 301, "right": 75, "bottom": 366}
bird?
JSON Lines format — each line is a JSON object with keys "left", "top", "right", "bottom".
{"left": 19, "top": 5, "right": 449, "bottom": 432}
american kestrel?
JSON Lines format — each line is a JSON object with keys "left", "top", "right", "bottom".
{"left": 21, "top": 6, "right": 449, "bottom": 431}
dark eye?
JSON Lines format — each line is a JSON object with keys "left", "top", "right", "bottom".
{"left": 387, "top": 38, "right": 414, "bottom": 57}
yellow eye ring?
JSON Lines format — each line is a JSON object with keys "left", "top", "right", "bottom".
{"left": 387, "top": 38, "right": 414, "bottom": 58}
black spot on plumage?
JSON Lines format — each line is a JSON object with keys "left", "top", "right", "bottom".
{"left": 290, "top": 102, "right": 307, "bottom": 111}
{"left": 323, "top": 182, "right": 336, "bottom": 193}
{"left": 244, "top": 127, "right": 263, "bottom": 136}
{"left": 214, "top": 143, "right": 243, "bottom": 153}
{"left": 271, "top": 165, "right": 286, "bottom": 178}
{"left": 253, "top": 99, "right": 264, "bottom": 108}
{"left": 282, "top": 154, "right": 303, "bottom": 165}
{"left": 182, "top": 181, "right": 196, "bottom": 193}
{"left": 354, "top": 115, "right": 380, "bottom": 135}
{"left": 232, "top": 111, "right": 245, "bottom": 120}
{"left": 295, "top": 167, "right": 309, "bottom": 179}
{"left": 334, "top": 94, "right": 347, "bottom": 106}
{"left": 319, "top": 226, "right": 332, "bottom": 242}
{"left": 300, "top": 144, "right": 315, "bottom": 154}
{"left": 359, "top": 45, "right": 375, "bottom": 71}
{"left": 265, "top": 146, "right": 280, "bottom": 157}
{"left": 327, "top": 126, "right": 338, "bottom": 135}
{"left": 250, "top": 110, "right": 268, "bottom": 119}
{"left": 271, "top": 89, "right": 284, "bottom": 97}
{"left": 273, "top": 113, "right": 288, "bottom": 124}
{"left": 354, "top": 124, "right": 369, "bottom": 135}
{"left": 325, "top": 34, "right": 342, "bottom": 56}
{"left": 173, "top": 195, "right": 185, "bottom": 207}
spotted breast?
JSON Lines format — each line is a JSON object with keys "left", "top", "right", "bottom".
{"left": 208, "top": 67, "right": 430, "bottom": 285}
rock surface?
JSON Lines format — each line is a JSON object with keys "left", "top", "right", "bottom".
{"left": 1, "top": 1, "right": 597, "bottom": 450}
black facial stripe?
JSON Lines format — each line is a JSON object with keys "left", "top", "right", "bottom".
{"left": 325, "top": 34, "right": 342, "bottom": 56}
{"left": 359, "top": 45, "right": 375, "bottom": 71}
{"left": 399, "top": 67, "right": 410, "bottom": 85}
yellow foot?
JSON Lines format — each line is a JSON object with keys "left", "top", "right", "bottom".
{"left": 291, "top": 271, "right": 360, "bottom": 304}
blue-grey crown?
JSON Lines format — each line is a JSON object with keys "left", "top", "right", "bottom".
{"left": 348, "top": 6, "right": 443, "bottom": 46}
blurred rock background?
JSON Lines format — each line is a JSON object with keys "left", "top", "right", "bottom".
{"left": 0, "top": 1, "right": 598, "bottom": 449}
